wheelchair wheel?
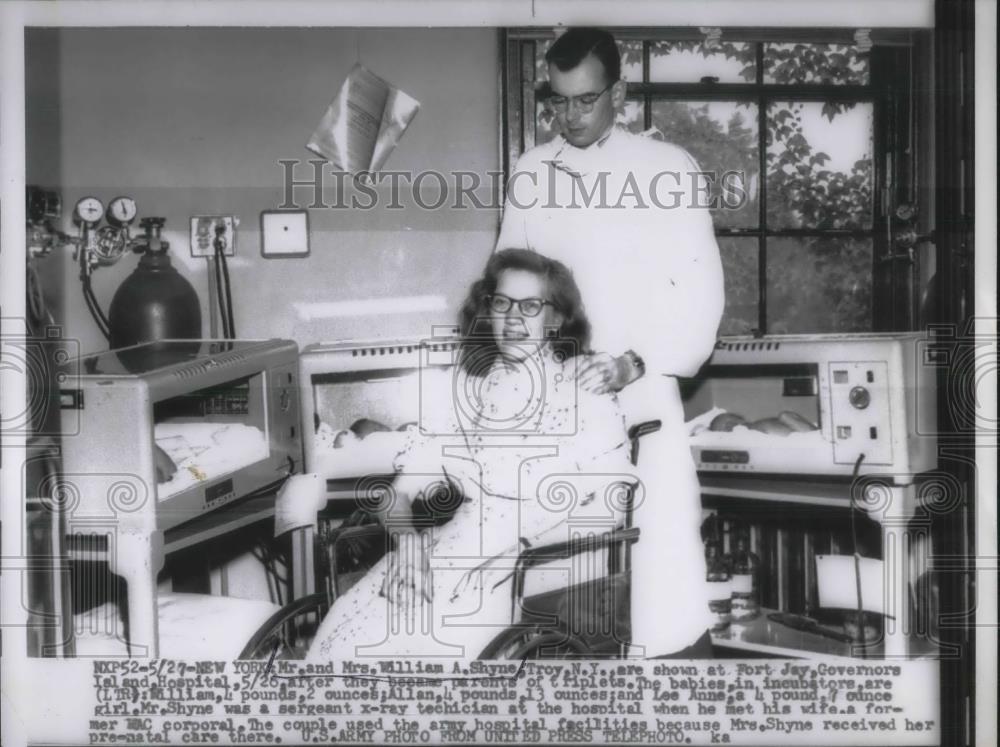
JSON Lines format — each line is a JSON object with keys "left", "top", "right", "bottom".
{"left": 480, "top": 624, "right": 592, "bottom": 660}
{"left": 239, "top": 592, "right": 330, "bottom": 660}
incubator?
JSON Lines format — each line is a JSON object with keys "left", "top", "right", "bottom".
{"left": 299, "top": 335, "right": 462, "bottom": 501}
{"left": 683, "top": 333, "right": 938, "bottom": 484}
{"left": 58, "top": 338, "right": 301, "bottom": 656}
{"left": 685, "top": 333, "right": 942, "bottom": 658}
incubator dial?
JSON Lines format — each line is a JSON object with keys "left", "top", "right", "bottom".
{"left": 107, "top": 196, "right": 137, "bottom": 226}
{"left": 74, "top": 196, "right": 104, "bottom": 225}
{"left": 849, "top": 386, "right": 871, "bottom": 410}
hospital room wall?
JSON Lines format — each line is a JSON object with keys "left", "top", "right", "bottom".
{"left": 25, "top": 28, "right": 500, "bottom": 356}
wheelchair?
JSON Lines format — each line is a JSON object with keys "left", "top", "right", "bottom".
{"left": 240, "top": 421, "right": 661, "bottom": 660}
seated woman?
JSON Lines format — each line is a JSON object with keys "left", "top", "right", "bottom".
{"left": 307, "top": 249, "right": 635, "bottom": 661}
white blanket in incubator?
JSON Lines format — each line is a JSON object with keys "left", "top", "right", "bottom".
{"left": 155, "top": 422, "right": 269, "bottom": 499}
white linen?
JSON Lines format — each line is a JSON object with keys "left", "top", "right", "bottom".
{"left": 72, "top": 592, "right": 281, "bottom": 658}
{"left": 155, "top": 422, "right": 269, "bottom": 500}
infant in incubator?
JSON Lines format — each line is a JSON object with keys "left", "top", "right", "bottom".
{"left": 688, "top": 406, "right": 824, "bottom": 443}
{"left": 153, "top": 422, "right": 270, "bottom": 499}
{"left": 703, "top": 409, "right": 818, "bottom": 436}
{"left": 313, "top": 417, "right": 414, "bottom": 477}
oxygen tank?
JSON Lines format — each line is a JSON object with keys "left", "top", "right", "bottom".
{"left": 108, "top": 217, "right": 201, "bottom": 348}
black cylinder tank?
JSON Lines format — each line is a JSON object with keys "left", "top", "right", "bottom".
{"left": 109, "top": 247, "right": 201, "bottom": 349}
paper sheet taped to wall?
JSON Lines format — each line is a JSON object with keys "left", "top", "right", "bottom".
{"left": 816, "top": 554, "right": 886, "bottom": 615}
{"left": 307, "top": 64, "right": 420, "bottom": 174}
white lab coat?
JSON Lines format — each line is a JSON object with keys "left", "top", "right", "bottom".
{"left": 496, "top": 126, "right": 725, "bottom": 655}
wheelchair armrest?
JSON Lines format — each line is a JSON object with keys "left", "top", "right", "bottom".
{"left": 512, "top": 526, "right": 641, "bottom": 602}
{"left": 627, "top": 419, "right": 661, "bottom": 466}
{"left": 627, "top": 419, "right": 662, "bottom": 441}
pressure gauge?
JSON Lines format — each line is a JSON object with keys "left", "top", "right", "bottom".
{"left": 74, "top": 196, "right": 104, "bottom": 226}
{"left": 107, "top": 196, "right": 138, "bottom": 227}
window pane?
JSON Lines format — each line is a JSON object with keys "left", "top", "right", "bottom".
{"left": 534, "top": 38, "right": 551, "bottom": 82}
{"left": 534, "top": 99, "right": 559, "bottom": 147}
{"left": 620, "top": 97, "right": 645, "bottom": 133}
{"left": 651, "top": 100, "right": 759, "bottom": 229}
{"left": 618, "top": 40, "right": 643, "bottom": 82}
{"left": 766, "top": 101, "right": 873, "bottom": 230}
{"left": 650, "top": 41, "right": 756, "bottom": 83}
{"left": 764, "top": 43, "right": 870, "bottom": 85}
{"left": 718, "top": 237, "right": 759, "bottom": 336}
{"left": 767, "top": 237, "right": 872, "bottom": 333}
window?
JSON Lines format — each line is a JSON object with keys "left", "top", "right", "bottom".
{"left": 504, "top": 30, "right": 915, "bottom": 335}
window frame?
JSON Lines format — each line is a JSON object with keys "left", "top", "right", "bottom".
{"left": 502, "top": 28, "right": 918, "bottom": 334}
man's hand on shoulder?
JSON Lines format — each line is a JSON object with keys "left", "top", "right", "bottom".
{"left": 576, "top": 351, "right": 643, "bottom": 394}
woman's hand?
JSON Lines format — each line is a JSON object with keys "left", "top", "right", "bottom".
{"left": 448, "top": 548, "right": 514, "bottom": 602}
{"left": 381, "top": 530, "right": 433, "bottom": 605}
{"left": 449, "top": 566, "right": 484, "bottom": 603}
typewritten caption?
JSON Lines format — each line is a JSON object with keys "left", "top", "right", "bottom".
{"left": 87, "top": 659, "right": 939, "bottom": 745}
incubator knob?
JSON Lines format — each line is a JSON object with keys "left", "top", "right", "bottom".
{"left": 849, "top": 386, "right": 871, "bottom": 409}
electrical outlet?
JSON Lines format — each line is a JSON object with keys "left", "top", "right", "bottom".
{"left": 190, "top": 215, "right": 237, "bottom": 258}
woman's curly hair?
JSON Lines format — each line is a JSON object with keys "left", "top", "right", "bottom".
{"left": 457, "top": 249, "right": 591, "bottom": 375}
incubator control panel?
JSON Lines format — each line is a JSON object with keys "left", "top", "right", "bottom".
{"left": 828, "top": 360, "right": 893, "bottom": 466}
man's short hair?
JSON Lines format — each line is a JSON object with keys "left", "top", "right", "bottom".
{"left": 545, "top": 28, "right": 621, "bottom": 84}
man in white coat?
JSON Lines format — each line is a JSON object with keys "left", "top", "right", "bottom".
{"left": 496, "top": 27, "right": 725, "bottom": 656}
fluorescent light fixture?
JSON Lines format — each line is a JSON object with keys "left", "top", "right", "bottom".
{"left": 293, "top": 295, "right": 448, "bottom": 320}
